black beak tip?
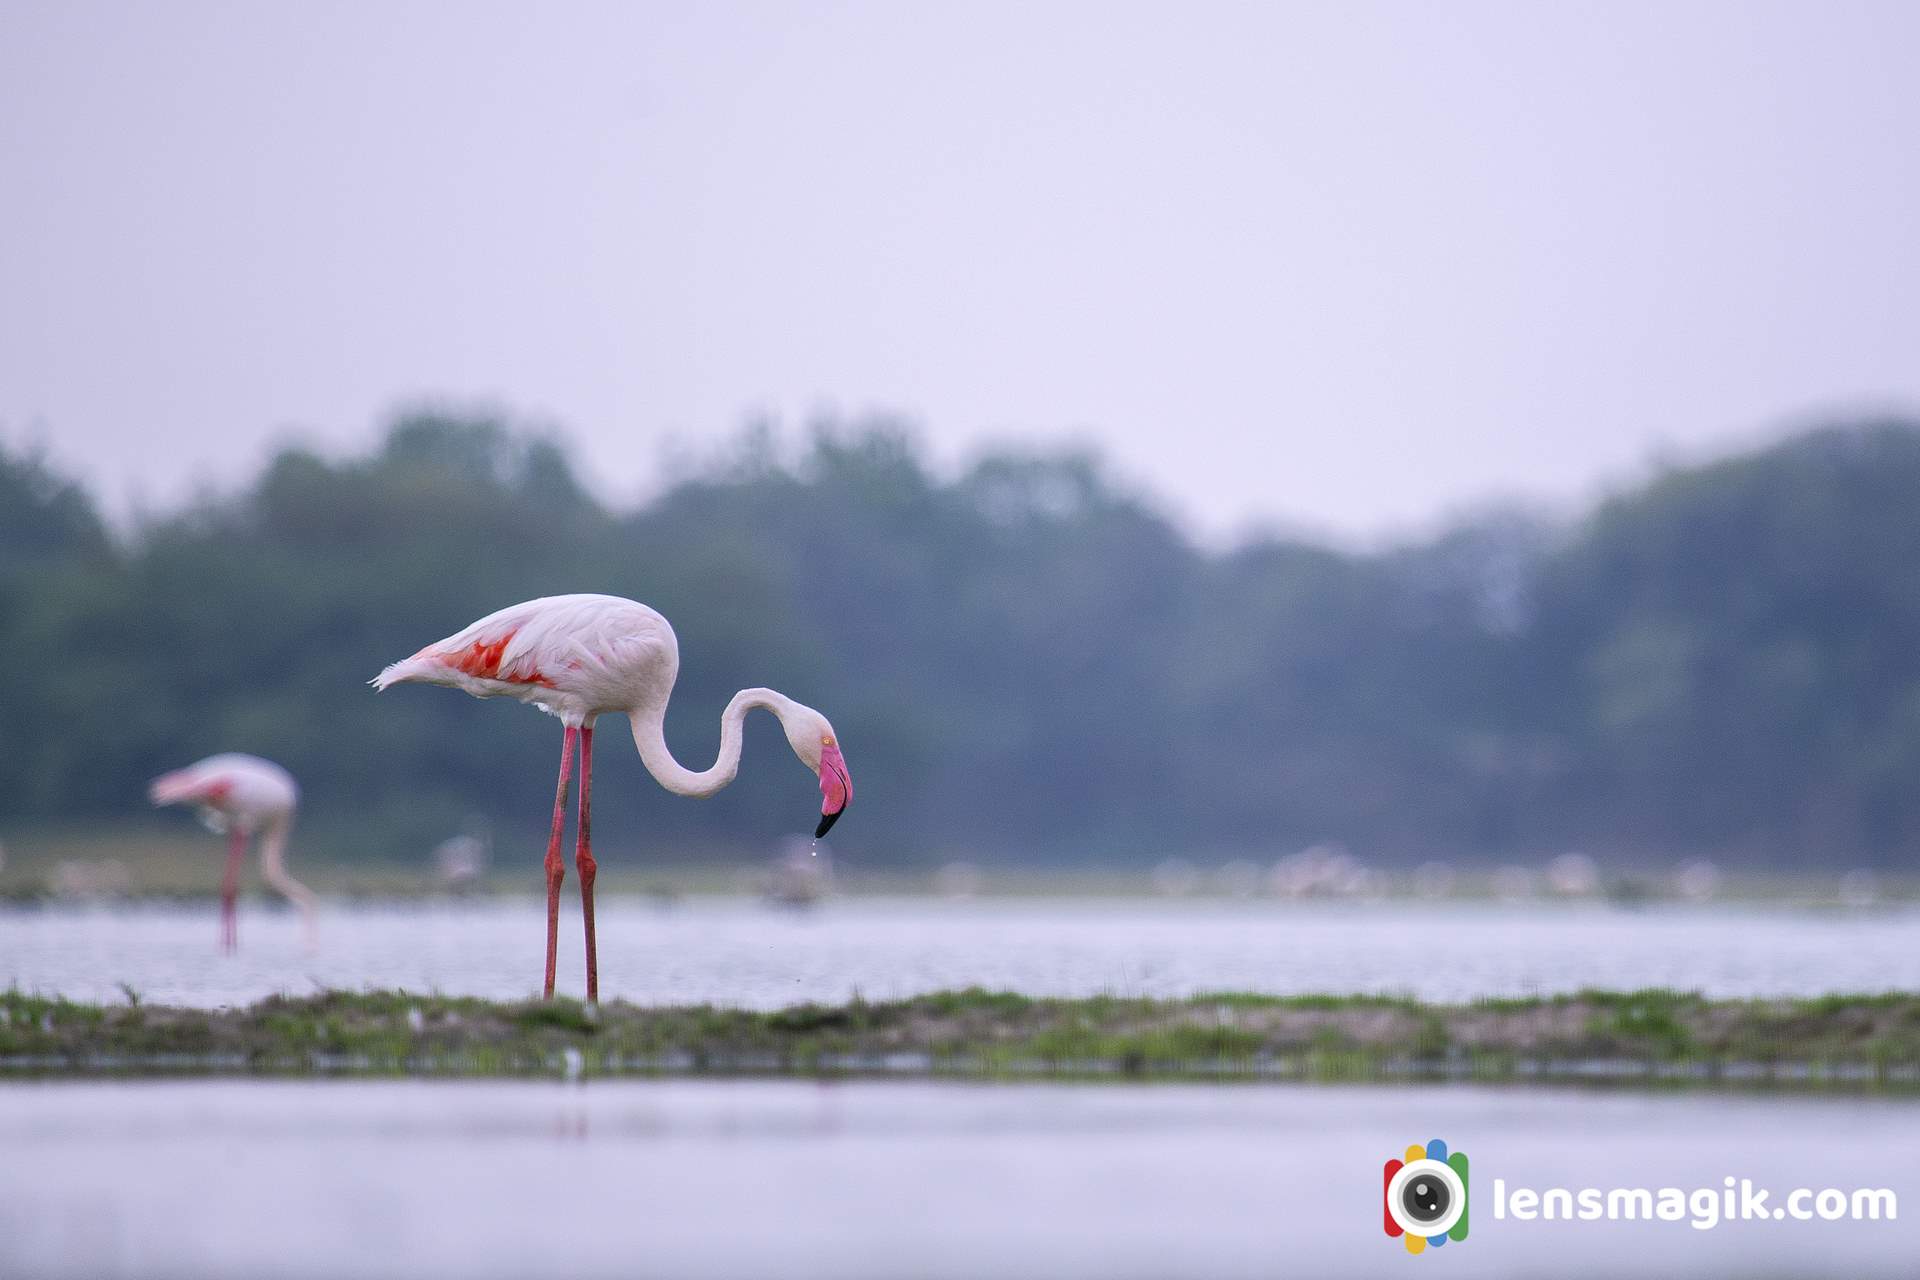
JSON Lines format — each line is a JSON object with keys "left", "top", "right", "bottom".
{"left": 814, "top": 809, "right": 843, "bottom": 839}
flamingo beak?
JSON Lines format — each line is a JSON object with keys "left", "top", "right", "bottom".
{"left": 816, "top": 740, "right": 851, "bottom": 839}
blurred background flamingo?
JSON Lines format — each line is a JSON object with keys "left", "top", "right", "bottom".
{"left": 148, "top": 753, "right": 316, "bottom": 952}
{"left": 374, "top": 592, "right": 853, "bottom": 1002}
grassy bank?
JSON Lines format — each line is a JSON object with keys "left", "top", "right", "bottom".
{"left": 5, "top": 988, "right": 1920, "bottom": 1088}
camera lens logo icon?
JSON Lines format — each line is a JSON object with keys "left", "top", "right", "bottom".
{"left": 1383, "top": 1139, "right": 1469, "bottom": 1254}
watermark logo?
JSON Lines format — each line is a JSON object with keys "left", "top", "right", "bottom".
{"left": 1491, "top": 1177, "right": 1897, "bottom": 1228}
{"left": 1384, "top": 1139, "right": 1470, "bottom": 1254}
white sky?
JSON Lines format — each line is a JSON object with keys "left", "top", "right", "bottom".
{"left": 2, "top": 1, "right": 1916, "bottom": 543}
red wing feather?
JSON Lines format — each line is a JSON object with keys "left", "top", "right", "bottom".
{"left": 426, "top": 629, "right": 554, "bottom": 687}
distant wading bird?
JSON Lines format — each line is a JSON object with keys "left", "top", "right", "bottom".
{"left": 148, "top": 753, "right": 316, "bottom": 952}
{"left": 373, "top": 594, "right": 853, "bottom": 1001}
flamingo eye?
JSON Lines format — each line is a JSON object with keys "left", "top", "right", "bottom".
{"left": 822, "top": 734, "right": 836, "bottom": 747}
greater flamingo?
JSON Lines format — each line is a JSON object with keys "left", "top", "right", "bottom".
{"left": 147, "top": 753, "right": 316, "bottom": 952}
{"left": 372, "top": 593, "right": 853, "bottom": 1001}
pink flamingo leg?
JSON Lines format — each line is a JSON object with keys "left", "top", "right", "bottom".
{"left": 542, "top": 724, "right": 578, "bottom": 999}
{"left": 219, "top": 828, "right": 245, "bottom": 954}
{"left": 575, "top": 723, "right": 599, "bottom": 1003}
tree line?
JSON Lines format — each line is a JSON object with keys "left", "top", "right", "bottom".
{"left": 3, "top": 412, "right": 1918, "bottom": 870}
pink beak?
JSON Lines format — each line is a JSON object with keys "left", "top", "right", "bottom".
{"left": 816, "top": 740, "right": 852, "bottom": 838}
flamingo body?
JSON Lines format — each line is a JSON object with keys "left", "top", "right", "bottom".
{"left": 374, "top": 594, "right": 675, "bottom": 726}
{"left": 148, "top": 753, "right": 315, "bottom": 951}
{"left": 149, "top": 752, "right": 298, "bottom": 827}
{"left": 374, "top": 593, "right": 853, "bottom": 1000}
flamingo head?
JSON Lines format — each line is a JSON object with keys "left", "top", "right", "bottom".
{"left": 782, "top": 704, "right": 852, "bottom": 838}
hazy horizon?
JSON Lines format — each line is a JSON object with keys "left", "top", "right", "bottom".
{"left": 5, "top": 1, "right": 1918, "bottom": 543}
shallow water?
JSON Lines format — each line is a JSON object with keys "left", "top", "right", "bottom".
{"left": 2, "top": 897, "right": 1917, "bottom": 1007}
{"left": 0, "top": 1079, "right": 1908, "bottom": 1279}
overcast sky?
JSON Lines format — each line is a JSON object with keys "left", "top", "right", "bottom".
{"left": 3, "top": 1, "right": 1916, "bottom": 543}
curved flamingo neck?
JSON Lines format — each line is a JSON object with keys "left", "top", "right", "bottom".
{"left": 255, "top": 813, "right": 318, "bottom": 945}
{"left": 627, "top": 687, "right": 798, "bottom": 798}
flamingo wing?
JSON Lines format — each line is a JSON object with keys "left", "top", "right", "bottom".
{"left": 149, "top": 765, "right": 235, "bottom": 807}
{"left": 374, "top": 601, "right": 560, "bottom": 691}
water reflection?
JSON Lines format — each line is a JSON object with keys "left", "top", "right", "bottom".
{"left": 0, "top": 1080, "right": 1908, "bottom": 1279}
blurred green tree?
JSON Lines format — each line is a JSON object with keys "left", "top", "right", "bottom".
{"left": 3, "top": 414, "right": 1918, "bottom": 871}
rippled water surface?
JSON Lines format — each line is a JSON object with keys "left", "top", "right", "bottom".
{"left": 3, "top": 898, "right": 1917, "bottom": 1006}
{"left": 0, "top": 1080, "right": 1910, "bottom": 1279}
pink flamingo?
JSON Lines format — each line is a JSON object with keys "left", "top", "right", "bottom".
{"left": 148, "top": 753, "right": 317, "bottom": 952}
{"left": 373, "top": 593, "right": 852, "bottom": 1001}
